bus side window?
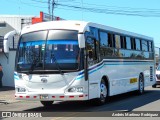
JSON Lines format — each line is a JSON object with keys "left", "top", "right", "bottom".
{"left": 120, "top": 36, "right": 126, "bottom": 49}
{"left": 86, "top": 37, "right": 97, "bottom": 65}
{"left": 115, "top": 35, "right": 121, "bottom": 48}
{"left": 107, "top": 33, "right": 112, "bottom": 47}
{"left": 141, "top": 40, "right": 148, "bottom": 51}
{"left": 135, "top": 38, "right": 141, "bottom": 50}
{"left": 126, "top": 37, "right": 131, "bottom": 49}
{"left": 131, "top": 38, "right": 136, "bottom": 50}
{"left": 148, "top": 41, "right": 153, "bottom": 52}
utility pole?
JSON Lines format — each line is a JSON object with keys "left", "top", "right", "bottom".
{"left": 52, "top": 0, "right": 55, "bottom": 21}
{"left": 48, "top": 0, "right": 55, "bottom": 21}
{"left": 48, "top": 0, "right": 51, "bottom": 15}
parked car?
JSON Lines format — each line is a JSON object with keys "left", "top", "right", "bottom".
{"left": 152, "top": 65, "right": 160, "bottom": 88}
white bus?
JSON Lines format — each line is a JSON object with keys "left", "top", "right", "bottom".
{"left": 14, "top": 21, "right": 156, "bottom": 106}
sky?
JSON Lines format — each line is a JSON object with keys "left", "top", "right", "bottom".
{"left": 0, "top": 0, "right": 160, "bottom": 48}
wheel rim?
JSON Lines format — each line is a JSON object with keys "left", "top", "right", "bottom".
{"left": 100, "top": 82, "right": 107, "bottom": 100}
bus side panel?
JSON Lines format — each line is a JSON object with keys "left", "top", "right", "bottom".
{"left": 105, "top": 60, "right": 155, "bottom": 96}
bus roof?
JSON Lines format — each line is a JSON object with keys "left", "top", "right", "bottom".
{"left": 21, "top": 20, "right": 153, "bottom": 40}
{"left": 21, "top": 20, "right": 88, "bottom": 34}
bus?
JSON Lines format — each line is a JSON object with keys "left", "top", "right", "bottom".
{"left": 14, "top": 21, "right": 156, "bottom": 106}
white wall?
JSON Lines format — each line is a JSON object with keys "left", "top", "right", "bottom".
{"left": 0, "top": 15, "right": 33, "bottom": 31}
{"left": 0, "top": 51, "right": 16, "bottom": 86}
{"left": 0, "top": 15, "right": 33, "bottom": 87}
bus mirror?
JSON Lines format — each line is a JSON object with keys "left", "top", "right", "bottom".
{"left": 4, "top": 30, "right": 20, "bottom": 53}
{"left": 78, "top": 33, "right": 85, "bottom": 48}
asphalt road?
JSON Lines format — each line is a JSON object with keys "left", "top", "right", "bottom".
{"left": 0, "top": 86, "right": 160, "bottom": 120}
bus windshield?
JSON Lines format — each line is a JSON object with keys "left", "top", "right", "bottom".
{"left": 16, "top": 30, "right": 80, "bottom": 72}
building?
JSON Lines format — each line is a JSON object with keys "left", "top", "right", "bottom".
{"left": 0, "top": 12, "right": 63, "bottom": 87}
{"left": 0, "top": 15, "right": 33, "bottom": 87}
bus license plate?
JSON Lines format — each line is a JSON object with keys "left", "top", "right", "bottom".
{"left": 40, "top": 95, "right": 49, "bottom": 99}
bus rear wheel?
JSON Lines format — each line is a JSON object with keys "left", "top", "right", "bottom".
{"left": 152, "top": 84, "right": 157, "bottom": 88}
{"left": 40, "top": 101, "right": 54, "bottom": 107}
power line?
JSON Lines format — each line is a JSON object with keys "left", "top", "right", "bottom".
{"left": 57, "top": 0, "right": 160, "bottom": 12}
{"left": 56, "top": 3, "right": 160, "bottom": 17}
{"left": 8, "top": 0, "right": 160, "bottom": 17}
{"left": 30, "top": 0, "right": 48, "bottom": 3}
{"left": 31, "top": 0, "right": 56, "bottom": 18}
{"left": 20, "top": 1, "right": 48, "bottom": 8}
{"left": 30, "top": 0, "right": 160, "bottom": 13}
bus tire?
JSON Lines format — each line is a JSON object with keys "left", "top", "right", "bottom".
{"left": 152, "top": 84, "right": 157, "bottom": 88}
{"left": 137, "top": 74, "right": 144, "bottom": 95}
{"left": 92, "top": 79, "right": 108, "bottom": 106}
{"left": 40, "top": 101, "right": 54, "bottom": 107}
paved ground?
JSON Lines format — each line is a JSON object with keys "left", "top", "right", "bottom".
{"left": 0, "top": 86, "right": 160, "bottom": 120}
{"left": 0, "top": 86, "right": 18, "bottom": 104}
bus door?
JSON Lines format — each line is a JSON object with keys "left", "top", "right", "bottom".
{"left": 86, "top": 37, "right": 99, "bottom": 99}
{"left": 86, "top": 37, "right": 98, "bottom": 66}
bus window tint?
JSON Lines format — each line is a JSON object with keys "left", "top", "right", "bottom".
{"left": 126, "top": 37, "right": 131, "bottom": 49}
{"left": 86, "top": 37, "right": 97, "bottom": 60}
{"left": 115, "top": 35, "right": 121, "bottom": 48}
{"left": 148, "top": 41, "right": 153, "bottom": 52}
{"left": 142, "top": 40, "right": 148, "bottom": 51}
{"left": 99, "top": 31, "right": 108, "bottom": 47}
{"left": 120, "top": 36, "right": 126, "bottom": 49}
{"left": 45, "top": 30, "right": 80, "bottom": 70}
{"left": 131, "top": 38, "right": 136, "bottom": 50}
{"left": 108, "top": 33, "right": 114, "bottom": 47}
{"left": 135, "top": 38, "right": 141, "bottom": 50}
{"left": 90, "top": 27, "right": 99, "bottom": 40}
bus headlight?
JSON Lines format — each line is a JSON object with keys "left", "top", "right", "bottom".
{"left": 77, "top": 87, "right": 83, "bottom": 92}
{"left": 68, "top": 87, "right": 83, "bottom": 92}
{"left": 68, "top": 87, "right": 76, "bottom": 92}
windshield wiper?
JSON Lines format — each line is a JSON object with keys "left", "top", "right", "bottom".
{"left": 51, "top": 52, "right": 64, "bottom": 75}
{"left": 30, "top": 58, "right": 38, "bottom": 72}
{"left": 29, "top": 48, "right": 42, "bottom": 72}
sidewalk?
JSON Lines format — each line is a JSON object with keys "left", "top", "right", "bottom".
{"left": 0, "top": 86, "right": 18, "bottom": 104}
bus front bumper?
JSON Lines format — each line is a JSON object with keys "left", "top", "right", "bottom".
{"left": 15, "top": 93, "right": 88, "bottom": 101}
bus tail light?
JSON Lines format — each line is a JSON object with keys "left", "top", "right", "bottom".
{"left": 19, "top": 96, "right": 23, "bottom": 98}
{"left": 60, "top": 96, "right": 64, "bottom": 98}
{"left": 52, "top": 96, "right": 56, "bottom": 98}
{"left": 69, "top": 96, "right": 74, "bottom": 98}
{"left": 26, "top": 96, "right": 30, "bottom": 98}
{"left": 79, "top": 95, "right": 84, "bottom": 98}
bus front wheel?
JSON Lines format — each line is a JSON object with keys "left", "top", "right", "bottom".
{"left": 92, "top": 79, "right": 108, "bottom": 105}
{"left": 40, "top": 101, "right": 54, "bottom": 107}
